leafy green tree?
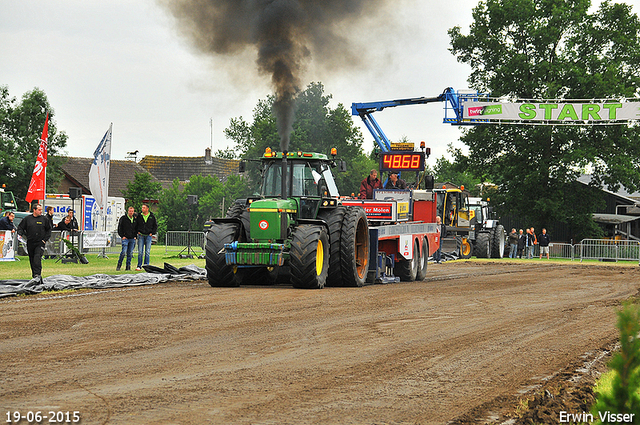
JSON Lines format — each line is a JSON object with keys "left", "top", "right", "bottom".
{"left": 121, "top": 172, "right": 162, "bottom": 211}
{"left": 0, "top": 85, "right": 68, "bottom": 209}
{"left": 224, "top": 82, "right": 375, "bottom": 196}
{"left": 448, "top": 0, "right": 640, "bottom": 238}
{"left": 433, "top": 147, "right": 482, "bottom": 196}
{"left": 157, "top": 174, "right": 253, "bottom": 234}
{"left": 592, "top": 302, "right": 640, "bottom": 421}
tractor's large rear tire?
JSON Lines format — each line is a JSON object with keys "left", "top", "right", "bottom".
{"left": 416, "top": 237, "right": 428, "bottom": 281}
{"left": 205, "top": 223, "right": 239, "bottom": 287}
{"left": 490, "top": 224, "right": 506, "bottom": 259}
{"left": 474, "top": 232, "right": 491, "bottom": 258}
{"left": 226, "top": 201, "right": 251, "bottom": 240}
{"left": 318, "top": 206, "right": 347, "bottom": 287}
{"left": 290, "top": 225, "right": 329, "bottom": 289}
{"left": 340, "top": 206, "right": 369, "bottom": 287}
{"left": 395, "top": 239, "right": 419, "bottom": 281}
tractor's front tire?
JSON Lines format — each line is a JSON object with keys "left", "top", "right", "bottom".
{"left": 340, "top": 206, "right": 369, "bottom": 287}
{"left": 459, "top": 236, "right": 473, "bottom": 259}
{"left": 474, "top": 232, "right": 491, "bottom": 258}
{"left": 491, "top": 224, "right": 506, "bottom": 258}
{"left": 290, "top": 225, "right": 329, "bottom": 289}
{"left": 205, "top": 223, "right": 239, "bottom": 287}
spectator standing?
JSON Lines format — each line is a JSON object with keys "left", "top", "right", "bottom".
{"left": 359, "top": 169, "right": 383, "bottom": 199}
{"left": 43, "top": 206, "right": 56, "bottom": 259}
{"left": 56, "top": 216, "right": 74, "bottom": 232}
{"left": 538, "top": 228, "right": 551, "bottom": 259}
{"left": 117, "top": 206, "right": 137, "bottom": 271}
{"left": 433, "top": 216, "right": 443, "bottom": 263}
{"left": 508, "top": 228, "right": 518, "bottom": 259}
{"left": 0, "top": 211, "right": 16, "bottom": 232}
{"left": 45, "top": 206, "right": 55, "bottom": 228}
{"left": 17, "top": 204, "right": 52, "bottom": 279}
{"left": 526, "top": 228, "right": 535, "bottom": 259}
{"left": 65, "top": 209, "right": 79, "bottom": 231}
{"left": 136, "top": 203, "right": 157, "bottom": 271}
{"left": 529, "top": 227, "right": 537, "bottom": 259}
{"left": 384, "top": 172, "right": 407, "bottom": 189}
{"left": 517, "top": 229, "right": 526, "bottom": 258}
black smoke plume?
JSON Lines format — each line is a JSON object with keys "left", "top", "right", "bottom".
{"left": 157, "top": 0, "right": 380, "bottom": 152}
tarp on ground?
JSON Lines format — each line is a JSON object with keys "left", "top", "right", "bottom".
{"left": 0, "top": 263, "right": 206, "bottom": 298}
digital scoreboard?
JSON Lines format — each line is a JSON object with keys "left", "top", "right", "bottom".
{"left": 379, "top": 151, "right": 425, "bottom": 172}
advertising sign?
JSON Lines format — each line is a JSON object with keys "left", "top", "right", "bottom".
{"left": 0, "top": 230, "right": 15, "bottom": 261}
{"left": 342, "top": 200, "right": 397, "bottom": 221}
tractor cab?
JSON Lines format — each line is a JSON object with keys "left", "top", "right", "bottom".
{"left": 435, "top": 187, "right": 475, "bottom": 230}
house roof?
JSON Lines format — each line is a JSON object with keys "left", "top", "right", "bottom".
{"left": 592, "top": 213, "right": 640, "bottom": 224}
{"left": 138, "top": 155, "right": 240, "bottom": 183}
{"left": 59, "top": 157, "right": 156, "bottom": 198}
{"left": 577, "top": 174, "right": 640, "bottom": 202}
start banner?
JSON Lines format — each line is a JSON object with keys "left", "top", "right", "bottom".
{"left": 464, "top": 101, "right": 640, "bottom": 123}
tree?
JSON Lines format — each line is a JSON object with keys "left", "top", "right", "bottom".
{"left": 0, "top": 85, "right": 68, "bottom": 209}
{"left": 448, "top": 0, "right": 640, "bottom": 238}
{"left": 224, "top": 82, "right": 375, "bottom": 196}
{"left": 121, "top": 172, "right": 162, "bottom": 211}
{"left": 433, "top": 146, "right": 482, "bottom": 196}
{"left": 157, "top": 174, "right": 253, "bottom": 235}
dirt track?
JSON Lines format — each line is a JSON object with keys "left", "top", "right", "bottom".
{"left": 1, "top": 261, "right": 639, "bottom": 424}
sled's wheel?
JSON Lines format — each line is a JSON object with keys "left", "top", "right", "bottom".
{"left": 416, "top": 237, "right": 428, "bottom": 281}
{"left": 395, "top": 238, "right": 419, "bottom": 282}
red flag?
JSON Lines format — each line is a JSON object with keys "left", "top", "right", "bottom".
{"left": 25, "top": 113, "right": 49, "bottom": 204}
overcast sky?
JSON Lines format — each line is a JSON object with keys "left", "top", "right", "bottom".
{"left": 2, "top": 1, "right": 635, "bottom": 167}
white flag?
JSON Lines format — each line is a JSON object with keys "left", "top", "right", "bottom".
{"left": 88, "top": 124, "right": 112, "bottom": 209}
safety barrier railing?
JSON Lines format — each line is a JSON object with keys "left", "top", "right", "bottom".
{"left": 165, "top": 231, "right": 206, "bottom": 256}
{"left": 579, "top": 239, "right": 640, "bottom": 263}
{"left": 505, "top": 239, "right": 639, "bottom": 262}
{"left": 547, "top": 243, "right": 576, "bottom": 260}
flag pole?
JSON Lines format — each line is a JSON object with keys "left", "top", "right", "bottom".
{"left": 97, "top": 123, "right": 113, "bottom": 259}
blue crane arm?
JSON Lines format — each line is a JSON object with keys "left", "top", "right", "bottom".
{"left": 351, "top": 87, "right": 479, "bottom": 152}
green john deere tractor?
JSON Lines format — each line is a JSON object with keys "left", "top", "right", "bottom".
{"left": 205, "top": 148, "right": 369, "bottom": 289}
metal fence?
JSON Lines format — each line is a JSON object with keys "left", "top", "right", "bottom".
{"left": 508, "top": 239, "right": 640, "bottom": 262}
{"left": 165, "top": 231, "right": 206, "bottom": 257}
{"left": 579, "top": 239, "right": 640, "bottom": 263}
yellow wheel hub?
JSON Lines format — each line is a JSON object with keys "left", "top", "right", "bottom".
{"left": 316, "top": 239, "right": 324, "bottom": 276}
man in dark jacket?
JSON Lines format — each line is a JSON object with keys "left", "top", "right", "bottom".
{"left": 517, "top": 229, "right": 526, "bottom": 259}
{"left": 135, "top": 203, "right": 157, "bottom": 270}
{"left": 117, "top": 206, "right": 137, "bottom": 271}
{"left": 538, "top": 228, "right": 551, "bottom": 259}
{"left": 17, "top": 204, "right": 52, "bottom": 279}
{"left": 0, "top": 211, "right": 16, "bottom": 232}
{"left": 384, "top": 172, "right": 407, "bottom": 189}
{"left": 56, "top": 216, "right": 74, "bottom": 232}
{"left": 359, "top": 169, "right": 383, "bottom": 199}
{"left": 65, "top": 209, "right": 79, "bottom": 231}
{"left": 508, "top": 228, "right": 518, "bottom": 259}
